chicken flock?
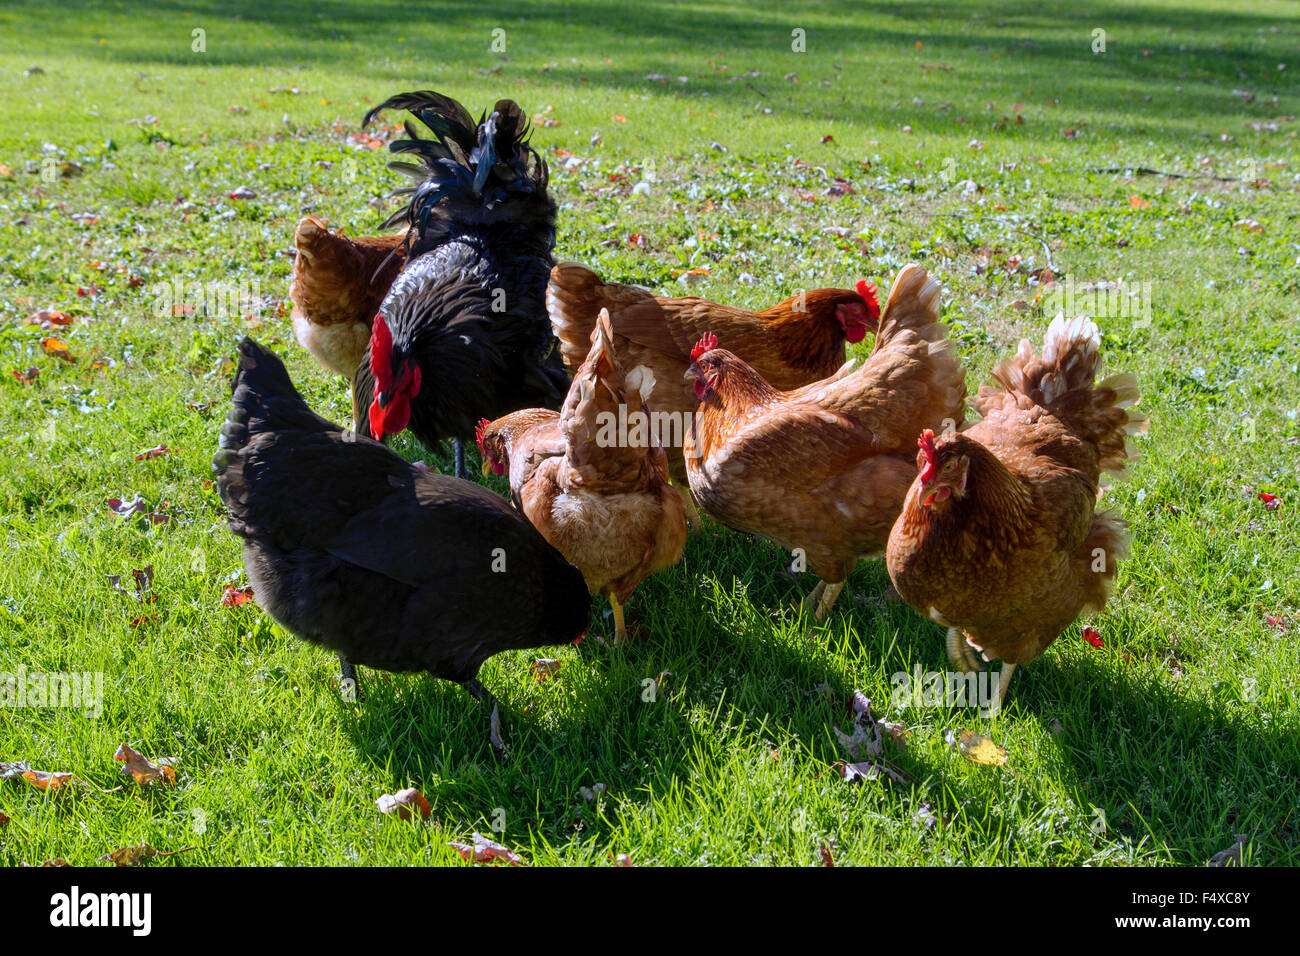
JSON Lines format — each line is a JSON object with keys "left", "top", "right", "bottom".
{"left": 217, "top": 89, "right": 1147, "bottom": 725}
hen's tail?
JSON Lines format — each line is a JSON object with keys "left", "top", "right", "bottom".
{"left": 365, "top": 90, "right": 553, "bottom": 245}
{"left": 872, "top": 264, "right": 968, "bottom": 433}
{"left": 980, "top": 314, "right": 1148, "bottom": 474}
{"left": 213, "top": 339, "right": 330, "bottom": 514}
{"left": 547, "top": 262, "right": 656, "bottom": 373}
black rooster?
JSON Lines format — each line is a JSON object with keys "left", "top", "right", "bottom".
{"left": 354, "top": 91, "right": 568, "bottom": 478}
{"left": 214, "top": 338, "right": 589, "bottom": 710}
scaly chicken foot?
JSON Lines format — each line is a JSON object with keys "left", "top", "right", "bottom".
{"left": 814, "top": 581, "right": 845, "bottom": 622}
{"left": 985, "top": 662, "right": 1015, "bottom": 719}
{"left": 338, "top": 655, "right": 364, "bottom": 702}
{"left": 453, "top": 438, "right": 469, "bottom": 480}
{"left": 462, "top": 677, "right": 499, "bottom": 710}
{"left": 945, "top": 628, "right": 984, "bottom": 674}
{"left": 609, "top": 596, "right": 629, "bottom": 645}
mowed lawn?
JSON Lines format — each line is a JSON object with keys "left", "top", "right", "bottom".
{"left": 0, "top": 0, "right": 1297, "bottom": 866}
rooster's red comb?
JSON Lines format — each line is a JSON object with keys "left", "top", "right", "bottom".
{"left": 369, "top": 314, "right": 393, "bottom": 391}
{"left": 691, "top": 332, "right": 719, "bottom": 361}
{"left": 855, "top": 280, "right": 881, "bottom": 322}
{"left": 474, "top": 417, "right": 492, "bottom": 451}
{"left": 918, "top": 428, "right": 938, "bottom": 483}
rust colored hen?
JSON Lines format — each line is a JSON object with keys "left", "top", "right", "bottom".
{"left": 885, "top": 313, "right": 1147, "bottom": 715}
{"left": 547, "top": 262, "right": 880, "bottom": 482}
{"left": 478, "top": 310, "right": 690, "bottom": 642}
{"left": 684, "top": 264, "right": 967, "bottom": 620}
{"left": 289, "top": 216, "right": 405, "bottom": 376}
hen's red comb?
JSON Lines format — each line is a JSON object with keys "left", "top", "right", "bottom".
{"left": 691, "top": 332, "right": 719, "bottom": 361}
{"left": 474, "top": 417, "right": 492, "bottom": 452}
{"left": 856, "top": 280, "right": 881, "bottom": 322}
{"left": 918, "top": 428, "right": 938, "bottom": 483}
{"left": 369, "top": 314, "right": 393, "bottom": 392}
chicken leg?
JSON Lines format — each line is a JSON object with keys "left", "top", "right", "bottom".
{"left": 453, "top": 438, "right": 469, "bottom": 479}
{"left": 338, "top": 655, "right": 364, "bottom": 702}
{"left": 812, "top": 581, "right": 845, "bottom": 622}
{"left": 609, "top": 595, "right": 629, "bottom": 644}
{"left": 985, "top": 662, "right": 1015, "bottom": 718}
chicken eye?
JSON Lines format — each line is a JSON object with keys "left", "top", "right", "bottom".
{"left": 943, "top": 459, "right": 957, "bottom": 473}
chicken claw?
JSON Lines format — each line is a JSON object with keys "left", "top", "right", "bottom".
{"left": 946, "top": 628, "right": 984, "bottom": 673}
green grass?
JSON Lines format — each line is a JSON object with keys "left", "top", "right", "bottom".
{"left": 1, "top": 0, "right": 1298, "bottom": 866}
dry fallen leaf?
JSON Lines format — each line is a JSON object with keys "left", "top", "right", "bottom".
{"left": 838, "top": 760, "right": 910, "bottom": 785}
{"left": 376, "top": 787, "right": 432, "bottom": 821}
{"left": 0, "top": 811, "right": 9, "bottom": 827}
{"left": 1, "top": 761, "right": 32, "bottom": 780}
{"left": 21, "top": 769, "right": 79, "bottom": 791}
{"left": 613, "top": 853, "right": 634, "bottom": 867}
{"left": 948, "top": 729, "right": 1009, "bottom": 766}
{"left": 114, "top": 743, "right": 176, "bottom": 786}
{"left": 41, "top": 337, "right": 76, "bottom": 362}
{"left": 447, "top": 832, "right": 527, "bottom": 865}
{"left": 24, "top": 310, "right": 73, "bottom": 329}
{"left": 1128, "top": 194, "right": 1150, "bottom": 208}
{"left": 99, "top": 844, "right": 197, "bottom": 867}
{"left": 819, "top": 844, "right": 835, "bottom": 867}
{"left": 1207, "top": 834, "right": 1248, "bottom": 867}
{"left": 530, "top": 658, "right": 562, "bottom": 681}
{"left": 220, "top": 584, "right": 255, "bottom": 607}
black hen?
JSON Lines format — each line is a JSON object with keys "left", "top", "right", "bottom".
{"left": 354, "top": 90, "right": 568, "bottom": 477}
{"left": 214, "top": 338, "right": 589, "bottom": 706}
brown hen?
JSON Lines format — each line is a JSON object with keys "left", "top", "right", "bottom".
{"left": 885, "top": 313, "right": 1147, "bottom": 715}
{"left": 683, "top": 264, "right": 967, "bottom": 620}
{"left": 478, "top": 310, "right": 690, "bottom": 642}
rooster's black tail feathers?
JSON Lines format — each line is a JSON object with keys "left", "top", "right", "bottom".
{"left": 366, "top": 91, "right": 550, "bottom": 236}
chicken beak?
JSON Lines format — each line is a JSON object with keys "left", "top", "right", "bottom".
{"left": 683, "top": 368, "right": 698, "bottom": 384}
{"left": 480, "top": 457, "right": 493, "bottom": 477}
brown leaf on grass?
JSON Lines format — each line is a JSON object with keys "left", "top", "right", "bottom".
{"left": 530, "top": 658, "right": 562, "bottom": 681}
{"left": 133, "top": 444, "right": 171, "bottom": 461}
{"left": 107, "top": 566, "right": 155, "bottom": 604}
{"left": 106, "top": 495, "right": 146, "bottom": 518}
{"left": 22, "top": 769, "right": 78, "bottom": 791}
{"left": 99, "top": 844, "right": 197, "bottom": 867}
{"left": 12, "top": 367, "right": 39, "bottom": 385}
{"left": 22, "top": 859, "right": 70, "bottom": 867}
{"left": 819, "top": 844, "right": 835, "bottom": 867}
{"left": 947, "top": 729, "right": 1009, "bottom": 766}
{"left": 447, "top": 832, "right": 527, "bottom": 865}
{"left": 613, "top": 852, "right": 634, "bottom": 867}
{"left": 41, "top": 337, "right": 76, "bottom": 362}
{"left": 376, "top": 787, "right": 432, "bottom": 820}
{"left": 0, "top": 810, "right": 9, "bottom": 826}
{"left": 113, "top": 743, "right": 176, "bottom": 786}
{"left": 220, "top": 584, "right": 254, "bottom": 608}
{"left": 1127, "top": 194, "right": 1150, "bottom": 208}
{"left": 24, "top": 310, "right": 73, "bottom": 329}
